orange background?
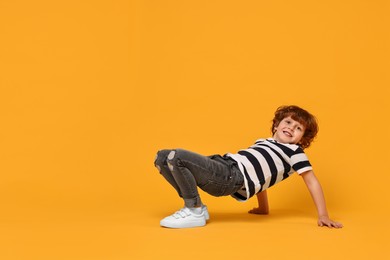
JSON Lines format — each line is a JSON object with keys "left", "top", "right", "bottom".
{"left": 0, "top": 0, "right": 389, "bottom": 259}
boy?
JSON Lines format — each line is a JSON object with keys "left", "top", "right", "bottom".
{"left": 154, "top": 105, "right": 343, "bottom": 229}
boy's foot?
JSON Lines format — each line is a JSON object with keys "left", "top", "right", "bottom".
{"left": 160, "top": 207, "right": 206, "bottom": 228}
{"left": 202, "top": 205, "right": 210, "bottom": 221}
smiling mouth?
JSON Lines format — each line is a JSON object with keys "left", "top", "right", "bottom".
{"left": 283, "top": 131, "right": 292, "bottom": 137}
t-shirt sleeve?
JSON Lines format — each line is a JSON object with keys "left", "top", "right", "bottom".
{"left": 291, "top": 149, "right": 312, "bottom": 174}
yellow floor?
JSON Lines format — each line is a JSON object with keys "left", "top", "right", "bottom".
{"left": 0, "top": 194, "right": 388, "bottom": 260}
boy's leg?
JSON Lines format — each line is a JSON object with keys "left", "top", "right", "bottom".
{"left": 156, "top": 149, "right": 242, "bottom": 228}
{"left": 155, "top": 149, "right": 208, "bottom": 228}
{"left": 165, "top": 149, "right": 235, "bottom": 208}
{"left": 154, "top": 149, "right": 183, "bottom": 197}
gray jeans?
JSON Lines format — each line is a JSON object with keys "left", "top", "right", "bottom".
{"left": 154, "top": 149, "right": 244, "bottom": 208}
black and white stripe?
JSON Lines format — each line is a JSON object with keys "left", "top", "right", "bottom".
{"left": 226, "top": 138, "right": 312, "bottom": 201}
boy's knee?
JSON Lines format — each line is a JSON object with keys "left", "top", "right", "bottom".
{"left": 167, "top": 150, "right": 176, "bottom": 171}
{"left": 167, "top": 150, "right": 176, "bottom": 160}
{"left": 154, "top": 149, "right": 172, "bottom": 170}
{"left": 156, "top": 149, "right": 185, "bottom": 171}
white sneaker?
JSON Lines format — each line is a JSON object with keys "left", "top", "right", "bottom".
{"left": 202, "top": 205, "right": 210, "bottom": 221}
{"left": 160, "top": 207, "right": 206, "bottom": 228}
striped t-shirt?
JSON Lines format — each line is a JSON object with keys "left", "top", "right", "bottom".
{"left": 226, "top": 138, "right": 312, "bottom": 201}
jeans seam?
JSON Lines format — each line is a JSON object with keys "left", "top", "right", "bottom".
{"left": 171, "top": 158, "right": 202, "bottom": 204}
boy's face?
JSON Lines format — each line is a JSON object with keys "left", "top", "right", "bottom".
{"left": 273, "top": 116, "right": 305, "bottom": 145}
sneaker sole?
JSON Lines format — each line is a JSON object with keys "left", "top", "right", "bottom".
{"left": 160, "top": 219, "right": 206, "bottom": 229}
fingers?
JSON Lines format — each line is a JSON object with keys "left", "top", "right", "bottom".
{"left": 329, "top": 221, "right": 343, "bottom": 228}
{"left": 333, "top": 222, "right": 343, "bottom": 228}
{"left": 318, "top": 220, "right": 343, "bottom": 228}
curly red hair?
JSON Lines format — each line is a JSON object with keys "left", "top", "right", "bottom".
{"left": 271, "top": 105, "right": 319, "bottom": 149}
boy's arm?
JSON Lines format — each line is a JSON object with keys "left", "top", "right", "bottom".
{"left": 248, "top": 190, "right": 269, "bottom": 215}
{"left": 301, "top": 170, "right": 343, "bottom": 228}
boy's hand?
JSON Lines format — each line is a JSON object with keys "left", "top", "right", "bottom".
{"left": 318, "top": 216, "right": 343, "bottom": 228}
{"left": 248, "top": 207, "right": 269, "bottom": 215}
